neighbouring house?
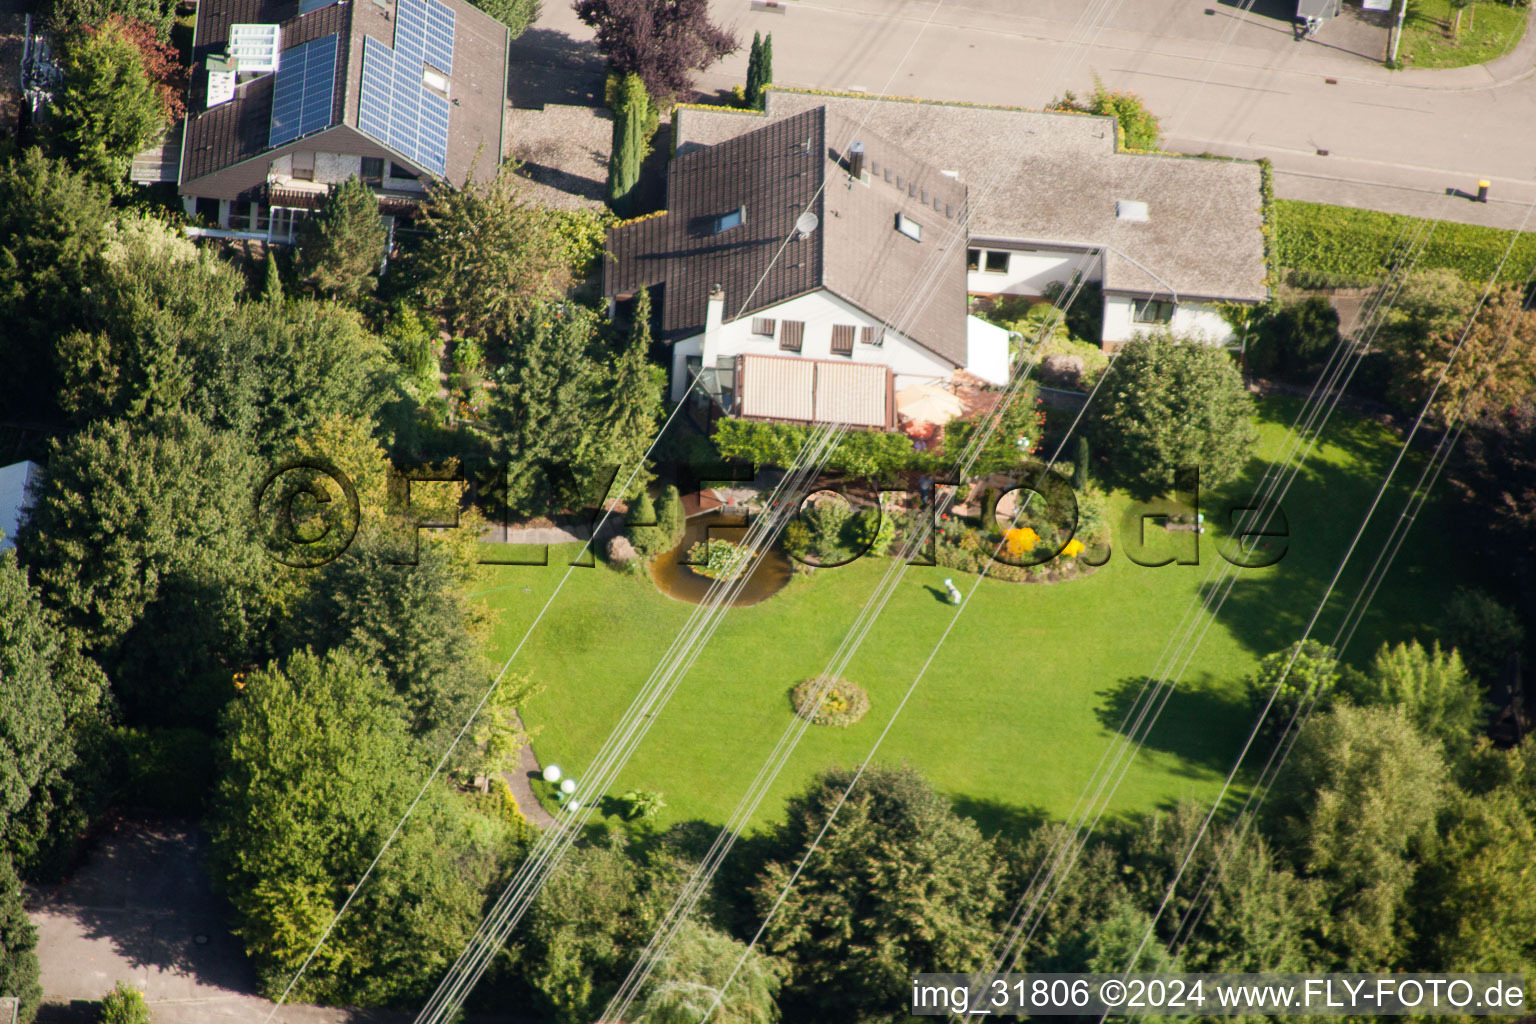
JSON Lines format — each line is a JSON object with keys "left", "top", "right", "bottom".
{"left": 604, "top": 106, "right": 1014, "bottom": 431}
{"left": 0, "top": 460, "right": 40, "bottom": 550}
{"left": 668, "top": 88, "right": 1269, "bottom": 352}
{"left": 175, "top": 0, "right": 509, "bottom": 242}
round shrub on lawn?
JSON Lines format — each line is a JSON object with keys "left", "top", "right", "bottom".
{"left": 791, "top": 676, "right": 870, "bottom": 727}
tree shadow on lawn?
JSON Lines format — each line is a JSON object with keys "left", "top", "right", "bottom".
{"left": 1197, "top": 400, "right": 1449, "bottom": 663}
{"left": 949, "top": 796, "right": 1050, "bottom": 840}
{"left": 1094, "top": 674, "right": 1251, "bottom": 775}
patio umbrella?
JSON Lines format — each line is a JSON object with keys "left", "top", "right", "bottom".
{"left": 895, "top": 384, "right": 964, "bottom": 425}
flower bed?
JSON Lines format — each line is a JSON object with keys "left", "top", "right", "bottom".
{"left": 888, "top": 485, "right": 1111, "bottom": 584}
{"left": 790, "top": 676, "right": 870, "bottom": 727}
{"left": 685, "top": 538, "right": 754, "bottom": 581}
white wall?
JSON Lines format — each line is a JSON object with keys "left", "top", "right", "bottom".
{"left": 681, "top": 288, "right": 959, "bottom": 401}
{"left": 1102, "top": 295, "right": 1237, "bottom": 348}
{"left": 965, "top": 245, "right": 1101, "bottom": 297}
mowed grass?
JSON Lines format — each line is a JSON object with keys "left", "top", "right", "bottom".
{"left": 1398, "top": 0, "right": 1528, "bottom": 69}
{"left": 478, "top": 397, "right": 1456, "bottom": 838}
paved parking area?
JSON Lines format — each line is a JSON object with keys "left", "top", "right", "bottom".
{"left": 28, "top": 821, "right": 408, "bottom": 1024}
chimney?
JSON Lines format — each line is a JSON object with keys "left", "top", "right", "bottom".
{"left": 848, "top": 140, "right": 865, "bottom": 180}
{"left": 702, "top": 283, "right": 725, "bottom": 368}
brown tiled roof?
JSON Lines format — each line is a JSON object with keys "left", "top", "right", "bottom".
{"left": 605, "top": 106, "right": 969, "bottom": 365}
{"left": 675, "top": 90, "right": 1269, "bottom": 304}
{"left": 181, "top": 71, "right": 277, "bottom": 184}
{"left": 608, "top": 108, "right": 827, "bottom": 341}
{"left": 180, "top": 0, "right": 505, "bottom": 196}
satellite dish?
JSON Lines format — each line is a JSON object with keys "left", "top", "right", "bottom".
{"left": 795, "top": 212, "right": 820, "bottom": 237}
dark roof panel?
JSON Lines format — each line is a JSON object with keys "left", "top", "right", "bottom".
{"left": 605, "top": 105, "right": 968, "bottom": 364}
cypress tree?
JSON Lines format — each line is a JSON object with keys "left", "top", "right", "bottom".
{"left": 607, "top": 73, "right": 646, "bottom": 216}
{"left": 1073, "top": 435, "right": 1091, "bottom": 491}
{"left": 262, "top": 249, "right": 284, "bottom": 303}
{"left": 744, "top": 31, "right": 763, "bottom": 109}
{"left": 758, "top": 33, "right": 772, "bottom": 109}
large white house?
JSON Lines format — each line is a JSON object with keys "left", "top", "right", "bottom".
{"left": 604, "top": 90, "right": 1268, "bottom": 430}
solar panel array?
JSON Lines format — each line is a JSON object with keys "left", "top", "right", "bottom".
{"left": 356, "top": 0, "right": 456, "bottom": 176}
{"left": 399, "top": 0, "right": 455, "bottom": 75}
{"left": 268, "top": 34, "right": 339, "bottom": 147}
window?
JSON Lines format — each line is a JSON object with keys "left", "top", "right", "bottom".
{"left": 389, "top": 161, "right": 419, "bottom": 181}
{"left": 895, "top": 213, "right": 922, "bottom": 241}
{"left": 291, "top": 151, "right": 315, "bottom": 181}
{"left": 713, "top": 206, "right": 745, "bottom": 233}
{"left": 751, "top": 317, "right": 776, "bottom": 337}
{"left": 985, "top": 250, "right": 1009, "bottom": 274}
{"left": 966, "top": 248, "right": 981, "bottom": 271}
{"left": 361, "top": 157, "right": 384, "bottom": 186}
{"left": 1133, "top": 298, "right": 1176, "bottom": 324}
{"left": 831, "top": 324, "right": 855, "bottom": 356}
{"left": 860, "top": 325, "right": 884, "bottom": 346}
{"left": 779, "top": 320, "right": 804, "bottom": 352}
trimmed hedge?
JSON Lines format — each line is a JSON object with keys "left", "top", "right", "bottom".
{"left": 1274, "top": 200, "right": 1536, "bottom": 284}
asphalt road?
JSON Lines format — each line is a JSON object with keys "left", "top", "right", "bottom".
{"left": 532, "top": 0, "right": 1536, "bottom": 228}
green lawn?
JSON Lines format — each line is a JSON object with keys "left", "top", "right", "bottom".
{"left": 1397, "top": 0, "right": 1528, "bottom": 69}
{"left": 478, "top": 398, "right": 1456, "bottom": 839}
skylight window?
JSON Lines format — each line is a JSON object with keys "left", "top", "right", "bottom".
{"left": 1116, "top": 199, "right": 1149, "bottom": 221}
{"left": 713, "top": 206, "right": 745, "bottom": 233}
{"left": 895, "top": 212, "right": 922, "bottom": 241}
{"left": 229, "top": 23, "right": 281, "bottom": 73}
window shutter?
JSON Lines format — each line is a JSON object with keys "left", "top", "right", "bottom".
{"left": 752, "top": 317, "right": 777, "bottom": 337}
{"left": 831, "top": 325, "right": 855, "bottom": 355}
{"left": 779, "top": 320, "right": 804, "bottom": 352}
{"left": 860, "top": 326, "right": 885, "bottom": 346}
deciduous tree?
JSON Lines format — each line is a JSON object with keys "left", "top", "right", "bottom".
{"left": 212, "top": 648, "right": 492, "bottom": 1004}
{"left": 1448, "top": 401, "right": 1536, "bottom": 568}
{"left": 1412, "top": 787, "right": 1536, "bottom": 974}
{"left": 1442, "top": 586, "right": 1525, "bottom": 684}
{"left": 631, "top": 919, "right": 785, "bottom": 1024}
{"left": 0, "top": 854, "right": 42, "bottom": 1024}
{"left": 1090, "top": 331, "right": 1257, "bottom": 494}
{"left": 1347, "top": 640, "right": 1486, "bottom": 762}
{"left": 51, "top": 19, "right": 170, "bottom": 187}
{"left": 1051, "top": 78, "right": 1162, "bottom": 151}
{"left": 1242, "top": 639, "right": 1342, "bottom": 747}
{"left": 467, "top": 0, "right": 539, "bottom": 34}
{"left": 515, "top": 840, "right": 690, "bottom": 1024}
{"left": 0, "top": 552, "right": 110, "bottom": 871}
{"left": 573, "top": 0, "right": 737, "bottom": 104}
{"left": 46, "top": 0, "right": 174, "bottom": 40}
{"left": 1265, "top": 704, "right": 1448, "bottom": 968}
{"left": 1415, "top": 283, "right": 1536, "bottom": 422}
{"left": 752, "top": 764, "right": 1003, "bottom": 1023}
{"left": 0, "top": 150, "right": 112, "bottom": 419}
{"left": 412, "top": 165, "right": 579, "bottom": 338}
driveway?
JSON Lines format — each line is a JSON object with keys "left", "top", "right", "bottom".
{"left": 643, "top": 0, "right": 1536, "bottom": 228}
{"left": 27, "top": 820, "right": 414, "bottom": 1024}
